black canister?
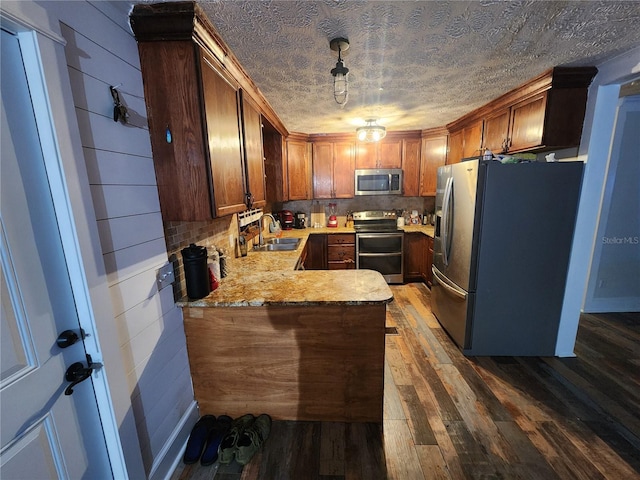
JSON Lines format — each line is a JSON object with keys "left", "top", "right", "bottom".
{"left": 181, "top": 243, "right": 210, "bottom": 299}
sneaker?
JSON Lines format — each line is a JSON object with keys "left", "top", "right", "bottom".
{"left": 183, "top": 415, "right": 216, "bottom": 464}
{"left": 218, "top": 414, "right": 255, "bottom": 464}
{"left": 235, "top": 414, "right": 272, "bottom": 465}
{"left": 200, "top": 415, "right": 233, "bottom": 466}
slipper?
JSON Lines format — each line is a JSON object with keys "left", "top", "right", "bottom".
{"left": 200, "top": 415, "right": 233, "bottom": 466}
{"left": 183, "top": 415, "right": 216, "bottom": 464}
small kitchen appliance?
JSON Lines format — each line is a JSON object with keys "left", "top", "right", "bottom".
{"left": 294, "top": 212, "right": 306, "bottom": 229}
{"left": 279, "top": 210, "right": 294, "bottom": 230}
{"left": 181, "top": 243, "right": 210, "bottom": 299}
{"left": 327, "top": 203, "right": 338, "bottom": 228}
{"left": 355, "top": 168, "right": 403, "bottom": 195}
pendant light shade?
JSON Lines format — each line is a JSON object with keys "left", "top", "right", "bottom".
{"left": 330, "top": 38, "right": 349, "bottom": 106}
{"left": 357, "top": 119, "right": 387, "bottom": 142}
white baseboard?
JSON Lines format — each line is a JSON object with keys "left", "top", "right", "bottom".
{"left": 149, "top": 401, "right": 199, "bottom": 480}
{"left": 582, "top": 296, "right": 640, "bottom": 313}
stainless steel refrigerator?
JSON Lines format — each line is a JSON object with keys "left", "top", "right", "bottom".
{"left": 431, "top": 158, "right": 583, "bottom": 356}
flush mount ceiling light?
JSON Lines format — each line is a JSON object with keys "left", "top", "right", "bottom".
{"left": 330, "top": 37, "right": 349, "bottom": 107}
{"left": 357, "top": 119, "right": 387, "bottom": 142}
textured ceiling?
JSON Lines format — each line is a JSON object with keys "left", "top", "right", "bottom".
{"left": 136, "top": 1, "right": 640, "bottom": 134}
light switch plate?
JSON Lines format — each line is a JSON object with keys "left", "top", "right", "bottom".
{"left": 156, "top": 262, "right": 175, "bottom": 291}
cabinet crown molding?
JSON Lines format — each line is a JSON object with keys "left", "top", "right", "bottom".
{"left": 446, "top": 66, "right": 597, "bottom": 131}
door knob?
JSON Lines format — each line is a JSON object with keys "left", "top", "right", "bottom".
{"left": 56, "top": 330, "right": 79, "bottom": 348}
{"left": 64, "top": 354, "right": 102, "bottom": 395}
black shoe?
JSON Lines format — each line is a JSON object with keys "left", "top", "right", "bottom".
{"left": 183, "top": 415, "right": 216, "bottom": 464}
{"left": 200, "top": 415, "right": 233, "bottom": 466}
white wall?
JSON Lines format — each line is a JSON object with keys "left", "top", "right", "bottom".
{"left": 583, "top": 95, "right": 640, "bottom": 311}
{"left": 556, "top": 45, "right": 640, "bottom": 356}
{"left": 36, "top": 1, "right": 197, "bottom": 477}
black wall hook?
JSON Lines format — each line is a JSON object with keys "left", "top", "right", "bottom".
{"left": 110, "top": 85, "right": 129, "bottom": 124}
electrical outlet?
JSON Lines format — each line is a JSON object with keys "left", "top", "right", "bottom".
{"left": 229, "top": 234, "right": 234, "bottom": 249}
{"left": 156, "top": 263, "right": 175, "bottom": 291}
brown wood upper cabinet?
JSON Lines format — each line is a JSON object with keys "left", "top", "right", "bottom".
{"left": 401, "top": 137, "right": 422, "bottom": 197}
{"left": 313, "top": 141, "right": 355, "bottom": 199}
{"left": 419, "top": 130, "right": 448, "bottom": 196}
{"left": 240, "top": 91, "right": 266, "bottom": 209}
{"left": 286, "top": 137, "right": 312, "bottom": 200}
{"left": 131, "top": 2, "right": 274, "bottom": 220}
{"left": 482, "top": 69, "right": 597, "bottom": 154}
{"left": 449, "top": 68, "right": 597, "bottom": 159}
{"left": 200, "top": 53, "right": 247, "bottom": 217}
{"left": 355, "top": 139, "right": 403, "bottom": 169}
{"left": 447, "top": 120, "right": 483, "bottom": 164}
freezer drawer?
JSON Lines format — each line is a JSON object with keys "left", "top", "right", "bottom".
{"left": 431, "top": 266, "right": 472, "bottom": 349}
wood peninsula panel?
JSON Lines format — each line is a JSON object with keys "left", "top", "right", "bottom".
{"left": 183, "top": 304, "right": 385, "bottom": 423}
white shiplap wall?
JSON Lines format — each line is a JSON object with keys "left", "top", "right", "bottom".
{"left": 44, "top": 1, "right": 196, "bottom": 476}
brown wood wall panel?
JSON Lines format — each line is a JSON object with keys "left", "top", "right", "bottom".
{"left": 183, "top": 304, "right": 385, "bottom": 423}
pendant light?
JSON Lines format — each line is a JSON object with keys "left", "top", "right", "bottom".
{"left": 357, "top": 119, "right": 387, "bottom": 142}
{"left": 330, "top": 37, "right": 349, "bottom": 106}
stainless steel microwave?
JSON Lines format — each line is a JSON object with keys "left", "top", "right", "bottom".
{"left": 355, "top": 169, "right": 403, "bottom": 195}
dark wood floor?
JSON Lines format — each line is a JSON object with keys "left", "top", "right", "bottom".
{"left": 172, "top": 283, "right": 640, "bottom": 480}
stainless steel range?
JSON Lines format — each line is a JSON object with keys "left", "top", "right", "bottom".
{"left": 353, "top": 211, "right": 404, "bottom": 284}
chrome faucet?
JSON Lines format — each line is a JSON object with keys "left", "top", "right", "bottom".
{"left": 258, "top": 213, "right": 279, "bottom": 246}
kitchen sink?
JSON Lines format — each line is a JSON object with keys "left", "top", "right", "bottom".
{"left": 253, "top": 238, "right": 301, "bottom": 252}
{"left": 265, "top": 237, "right": 300, "bottom": 245}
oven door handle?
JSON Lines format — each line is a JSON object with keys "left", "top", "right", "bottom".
{"left": 356, "top": 233, "right": 404, "bottom": 239}
{"left": 357, "top": 252, "right": 403, "bottom": 257}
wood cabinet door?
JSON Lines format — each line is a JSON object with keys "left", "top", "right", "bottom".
{"left": 426, "top": 236, "right": 434, "bottom": 287}
{"left": 509, "top": 92, "right": 546, "bottom": 152}
{"left": 355, "top": 142, "right": 377, "bottom": 169}
{"left": 201, "top": 52, "right": 247, "bottom": 217}
{"left": 462, "top": 120, "right": 483, "bottom": 158}
{"left": 378, "top": 139, "right": 403, "bottom": 168}
{"left": 483, "top": 108, "right": 510, "bottom": 154}
{"left": 403, "top": 233, "right": 427, "bottom": 282}
{"left": 138, "top": 42, "right": 211, "bottom": 221}
{"left": 287, "top": 139, "right": 310, "bottom": 200}
{"left": 332, "top": 141, "right": 355, "bottom": 198}
{"left": 402, "top": 138, "right": 421, "bottom": 196}
{"left": 241, "top": 92, "right": 266, "bottom": 208}
{"left": 312, "top": 142, "right": 334, "bottom": 198}
{"left": 447, "top": 129, "right": 464, "bottom": 164}
{"left": 419, "top": 135, "right": 447, "bottom": 196}
{"left": 304, "top": 234, "right": 327, "bottom": 269}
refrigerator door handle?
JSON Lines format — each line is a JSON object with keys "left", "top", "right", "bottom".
{"left": 441, "top": 176, "right": 453, "bottom": 266}
{"left": 432, "top": 266, "right": 466, "bottom": 300}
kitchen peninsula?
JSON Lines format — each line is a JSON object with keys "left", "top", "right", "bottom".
{"left": 178, "top": 231, "right": 394, "bottom": 423}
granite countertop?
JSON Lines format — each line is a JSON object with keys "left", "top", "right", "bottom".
{"left": 177, "top": 225, "right": 433, "bottom": 308}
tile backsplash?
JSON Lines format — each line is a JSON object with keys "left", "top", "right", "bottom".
{"left": 283, "top": 196, "right": 435, "bottom": 224}
{"left": 164, "top": 215, "right": 239, "bottom": 300}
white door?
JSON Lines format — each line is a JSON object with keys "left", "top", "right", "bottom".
{"left": 1, "top": 28, "right": 112, "bottom": 479}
